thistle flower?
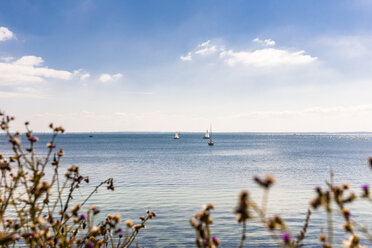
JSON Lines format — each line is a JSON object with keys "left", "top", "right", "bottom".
{"left": 342, "top": 183, "right": 349, "bottom": 190}
{"left": 190, "top": 218, "right": 198, "bottom": 228}
{"left": 342, "top": 235, "right": 365, "bottom": 248}
{"left": 90, "top": 226, "right": 100, "bottom": 236}
{"left": 108, "top": 214, "right": 121, "bottom": 224}
{"left": 68, "top": 165, "right": 79, "bottom": 173}
{"left": 125, "top": 220, "right": 134, "bottom": 228}
{"left": 46, "top": 142, "right": 56, "bottom": 148}
{"left": 10, "top": 137, "right": 20, "bottom": 146}
{"left": 212, "top": 236, "right": 221, "bottom": 246}
{"left": 58, "top": 149, "right": 64, "bottom": 157}
{"left": 368, "top": 157, "right": 372, "bottom": 170}
{"left": 319, "top": 234, "right": 327, "bottom": 242}
{"left": 361, "top": 184, "right": 369, "bottom": 198}
{"left": 235, "top": 190, "right": 251, "bottom": 223}
{"left": 204, "top": 203, "right": 215, "bottom": 211}
{"left": 282, "top": 233, "right": 290, "bottom": 243}
{"left": 254, "top": 175, "right": 275, "bottom": 189}
{"left": 70, "top": 204, "right": 81, "bottom": 216}
{"left": 343, "top": 222, "right": 353, "bottom": 233}
{"left": 134, "top": 224, "right": 145, "bottom": 231}
{"left": 342, "top": 208, "right": 351, "bottom": 221}
{"left": 28, "top": 136, "right": 39, "bottom": 142}
{"left": 89, "top": 205, "right": 100, "bottom": 215}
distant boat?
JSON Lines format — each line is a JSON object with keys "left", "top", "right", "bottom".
{"left": 203, "top": 130, "right": 210, "bottom": 139}
{"left": 89, "top": 135, "right": 93, "bottom": 138}
{"left": 208, "top": 125, "right": 214, "bottom": 146}
{"left": 174, "top": 132, "right": 180, "bottom": 139}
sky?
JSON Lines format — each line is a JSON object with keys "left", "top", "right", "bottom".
{"left": 1, "top": 0, "right": 372, "bottom": 132}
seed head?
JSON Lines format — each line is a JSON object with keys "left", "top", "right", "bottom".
{"left": 125, "top": 220, "right": 134, "bottom": 228}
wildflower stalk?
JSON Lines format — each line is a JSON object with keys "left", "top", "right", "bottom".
{"left": 0, "top": 112, "right": 155, "bottom": 247}
{"left": 81, "top": 178, "right": 114, "bottom": 207}
{"left": 261, "top": 188, "right": 269, "bottom": 218}
{"left": 238, "top": 221, "right": 246, "bottom": 248}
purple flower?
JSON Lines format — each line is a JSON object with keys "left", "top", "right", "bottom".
{"left": 80, "top": 214, "right": 86, "bottom": 220}
{"left": 362, "top": 184, "right": 369, "bottom": 191}
{"left": 282, "top": 233, "right": 290, "bottom": 243}
{"left": 344, "top": 211, "right": 350, "bottom": 219}
{"left": 212, "top": 236, "right": 217, "bottom": 242}
{"left": 87, "top": 243, "right": 94, "bottom": 248}
{"left": 53, "top": 145, "right": 56, "bottom": 148}
{"left": 117, "top": 227, "right": 123, "bottom": 232}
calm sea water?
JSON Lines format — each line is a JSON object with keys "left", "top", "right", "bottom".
{"left": 2, "top": 133, "right": 372, "bottom": 247}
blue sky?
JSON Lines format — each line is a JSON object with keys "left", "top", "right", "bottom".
{"left": 1, "top": 0, "right": 372, "bottom": 132}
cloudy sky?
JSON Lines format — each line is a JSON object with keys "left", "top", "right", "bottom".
{"left": 1, "top": 0, "right": 372, "bottom": 132}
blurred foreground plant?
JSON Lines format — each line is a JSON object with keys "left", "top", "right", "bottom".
{"left": 0, "top": 112, "right": 155, "bottom": 247}
{"left": 192, "top": 164, "right": 372, "bottom": 247}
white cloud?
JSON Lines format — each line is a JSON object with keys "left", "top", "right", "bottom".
{"left": 220, "top": 48, "right": 317, "bottom": 67}
{"left": 99, "top": 74, "right": 112, "bottom": 83}
{"left": 180, "top": 52, "right": 192, "bottom": 61}
{"left": 199, "top": 40, "right": 211, "bottom": 47}
{"left": 112, "top": 73, "right": 123, "bottom": 79}
{"left": 80, "top": 73, "right": 90, "bottom": 80}
{"left": 253, "top": 37, "right": 276, "bottom": 46}
{"left": 99, "top": 73, "right": 122, "bottom": 83}
{"left": 180, "top": 40, "right": 219, "bottom": 61}
{"left": 180, "top": 39, "right": 316, "bottom": 67}
{"left": 195, "top": 40, "right": 217, "bottom": 55}
{"left": 71, "top": 70, "right": 91, "bottom": 81}
{"left": 0, "top": 27, "right": 14, "bottom": 42}
{"left": 13, "top": 56, "right": 44, "bottom": 66}
{"left": 0, "top": 56, "right": 72, "bottom": 84}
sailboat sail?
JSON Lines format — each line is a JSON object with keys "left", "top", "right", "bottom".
{"left": 203, "top": 130, "right": 210, "bottom": 139}
{"left": 208, "top": 125, "right": 214, "bottom": 146}
{"left": 174, "top": 132, "right": 179, "bottom": 139}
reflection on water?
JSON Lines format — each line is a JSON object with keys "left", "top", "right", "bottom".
{"left": 1, "top": 133, "right": 372, "bottom": 247}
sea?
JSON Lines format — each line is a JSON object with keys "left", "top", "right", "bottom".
{"left": 2, "top": 132, "right": 372, "bottom": 247}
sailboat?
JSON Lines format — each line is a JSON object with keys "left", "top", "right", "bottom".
{"left": 208, "top": 125, "right": 214, "bottom": 146}
{"left": 203, "top": 130, "right": 210, "bottom": 139}
{"left": 174, "top": 132, "right": 180, "bottom": 139}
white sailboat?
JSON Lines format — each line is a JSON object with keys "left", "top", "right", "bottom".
{"left": 203, "top": 130, "right": 210, "bottom": 139}
{"left": 208, "top": 125, "right": 214, "bottom": 146}
{"left": 174, "top": 132, "right": 180, "bottom": 139}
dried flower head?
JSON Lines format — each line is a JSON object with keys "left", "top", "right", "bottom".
{"left": 254, "top": 175, "right": 275, "bottom": 189}
{"left": 235, "top": 190, "right": 251, "bottom": 223}
{"left": 125, "top": 220, "right": 134, "bottom": 228}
